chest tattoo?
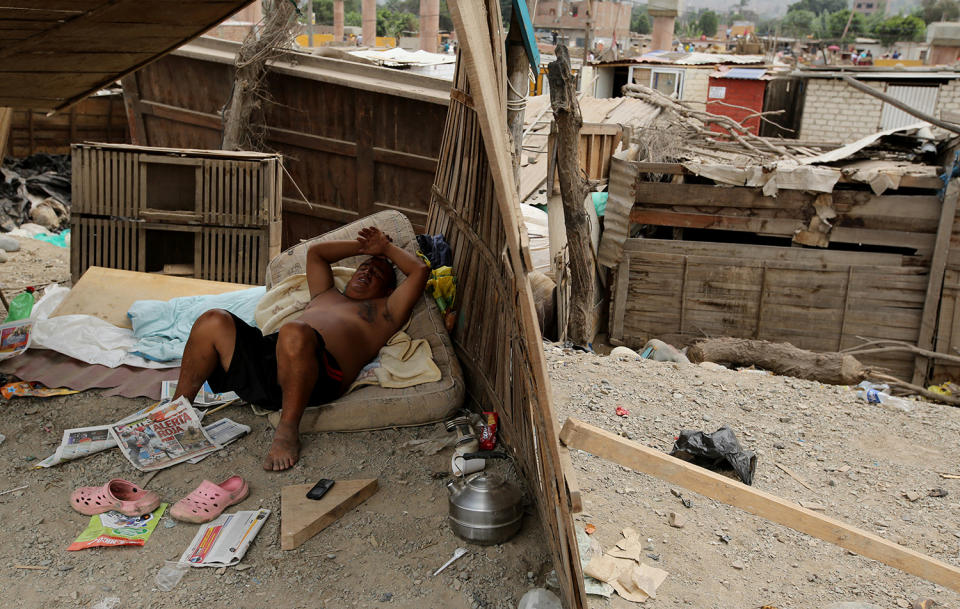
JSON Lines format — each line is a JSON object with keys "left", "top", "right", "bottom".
{"left": 358, "top": 301, "right": 377, "bottom": 324}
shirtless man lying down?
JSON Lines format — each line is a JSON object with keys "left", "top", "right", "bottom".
{"left": 173, "top": 226, "right": 429, "bottom": 470}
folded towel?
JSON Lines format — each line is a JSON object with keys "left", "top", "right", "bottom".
{"left": 254, "top": 268, "right": 354, "bottom": 335}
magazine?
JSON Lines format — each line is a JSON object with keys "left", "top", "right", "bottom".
{"left": 160, "top": 381, "right": 239, "bottom": 407}
{"left": 0, "top": 319, "right": 31, "bottom": 361}
{"left": 179, "top": 509, "right": 271, "bottom": 567}
{"left": 109, "top": 397, "right": 221, "bottom": 471}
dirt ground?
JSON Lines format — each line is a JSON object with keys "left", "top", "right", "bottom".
{"left": 548, "top": 346, "right": 960, "bottom": 609}
{"left": 2, "top": 237, "right": 959, "bottom": 609}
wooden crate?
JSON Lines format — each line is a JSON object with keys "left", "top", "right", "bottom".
{"left": 71, "top": 143, "right": 282, "bottom": 228}
{"left": 71, "top": 217, "right": 279, "bottom": 285}
{"left": 610, "top": 239, "right": 928, "bottom": 380}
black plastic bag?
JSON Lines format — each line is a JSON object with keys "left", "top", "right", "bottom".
{"left": 669, "top": 427, "right": 757, "bottom": 485}
{"left": 416, "top": 234, "right": 452, "bottom": 269}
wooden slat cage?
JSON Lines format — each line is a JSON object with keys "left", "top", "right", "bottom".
{"left": 70, "top": 143, "right": 282, "bottom": 284}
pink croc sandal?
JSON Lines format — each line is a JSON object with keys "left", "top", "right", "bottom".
{"left": 70, "top": 479, "right": 162, "bottom": 517}
{"left": 170, "top": 476, "right": 249, "bottom": 523}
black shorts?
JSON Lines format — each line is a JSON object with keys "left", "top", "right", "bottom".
{"left": 207, "top": 312, "right": 344, "bottom": 411}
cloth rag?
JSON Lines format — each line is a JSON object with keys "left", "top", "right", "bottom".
{"left": 128, "top": 287, "right": 266, "bottom": 362}
{"left": 254, "top": 268, "right": 353, "bottom": 335}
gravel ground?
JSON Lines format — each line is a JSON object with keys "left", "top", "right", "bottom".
{"left": 547, "top": 344, "right": 960, "bottom": 609}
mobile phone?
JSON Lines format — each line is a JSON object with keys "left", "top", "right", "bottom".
{"left": 306, "top": 478, "right": 335, "bottom": 500}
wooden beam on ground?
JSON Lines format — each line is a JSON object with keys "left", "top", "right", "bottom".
{"left": 559, "top": 418, "right": 960, "bottom": 593}
{"left": 558, "top": 446, "right": 583, "bottom": 513}
{"left": 913, "top": 179, "right": 959, "bottom": 385}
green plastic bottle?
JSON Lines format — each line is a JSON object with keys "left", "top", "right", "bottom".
{"left": 4, "top": 286, "right": 35, "bottom": 323}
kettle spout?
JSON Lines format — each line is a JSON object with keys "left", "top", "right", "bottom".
{"left": 446, "top": 479, "right": 460, "bottom": 496}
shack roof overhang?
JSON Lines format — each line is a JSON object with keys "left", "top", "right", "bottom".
{"left": 793, "top": 67, "right": 960, "bottom": 81}
{"left": 0, "top": 0, "right": 258, "bottom": 112}
{"left": 174, "top": 36, "right": 452, "bottom": 106}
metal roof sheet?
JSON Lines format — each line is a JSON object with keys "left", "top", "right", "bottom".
{"left": 715, "top": 67, "right": 768, "bottom": 79}
{"left": 633, "top": 51, "right": 766, "bottom": 65}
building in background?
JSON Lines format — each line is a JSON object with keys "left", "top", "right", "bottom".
{"left": 534, "top": 0, "right": 631, "bottom": 49}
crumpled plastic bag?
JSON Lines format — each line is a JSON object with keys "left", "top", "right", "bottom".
{"left": 669, "top": 426, "right": 757, "bottom": 485}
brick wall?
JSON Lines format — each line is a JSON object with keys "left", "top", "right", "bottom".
{"left": 935, "top": 79, "right": 960, "bottom": 121}
{"left": 798, "top": 78, "right": 885, "bottom": 142}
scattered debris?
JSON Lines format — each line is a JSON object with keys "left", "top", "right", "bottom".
{"left": 669, "top": 427, "right": 757, "bottom": 485}
{"left": 667, "top": 512, "right": 686, "bottom": 528}
{"left": 615, "top": 406, "right": 629, "bottom": 417}
{"left": 584, "top": 523, "right": 596, "bottom": 535}
{"left": 775, "top": 462, "right": 815, "bottom": 492}
{"left": 432, "top": 547, "right": 468, "bottom": 576}
{"left": 927, "top": 488, "right": 948, "bottom": 498}
{"left": 903, "top": 491, "right": 923, "bottom": 502}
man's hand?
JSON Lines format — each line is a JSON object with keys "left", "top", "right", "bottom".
{"left": 356, "top": 227, "right": 392, "bottom": 256}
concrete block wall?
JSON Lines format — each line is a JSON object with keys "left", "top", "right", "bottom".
{"left": 681, "top": 68, "right": 710, "bottom": 112}
{"left": 935, "top": 79, "right": 960, "bottom": 118}
{"left": 798, "top": 78, "right": 885, "bottom": 142}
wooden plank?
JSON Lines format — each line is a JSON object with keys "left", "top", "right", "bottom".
{"left": 355, "top": 94, "right": 375, "bottom": 218}
{"left": 281, "top": 479, "right": 379, "bottom": 550}
{"left": 559, "top": 418, "right": 960, "bottom": 593}
{"left": 557, "top": 446, "right": 583, "bottom": 513}
{"left": 914, "top": 179, "right": 959, "bottom": 384}
{"left": 52, "top": 265, "right": 253, "bottom": 329}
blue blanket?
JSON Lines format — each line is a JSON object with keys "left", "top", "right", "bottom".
{"left": 127, "top": 287, "right": 266, "bottom": 362}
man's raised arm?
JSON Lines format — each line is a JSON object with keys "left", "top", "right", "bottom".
{"left": 356, "top": 227, "right": 429, "bottom": 324}
{"left": 305, "top": 240, "right": 363, "bottom": 298}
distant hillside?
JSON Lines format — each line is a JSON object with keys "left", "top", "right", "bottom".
{"left": 679, "top": 0, "right": 921, "bottom": 18}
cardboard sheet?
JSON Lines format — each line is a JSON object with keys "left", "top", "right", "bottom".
{"left": 52, "top": 267, "right": 254, "bottom": 329}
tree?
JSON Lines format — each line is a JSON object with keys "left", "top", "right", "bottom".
{"left": 376, "top": 8, "right": 418, "bottom": 37}
{"left": 827, "top": 9, "right": 867, "bottom": 40}
{"left": 782, "top": 8, "right": 815, "bottom": 37}
{"left": 698, "top": 10, "right": 719, "bottom": 36}
{"left": 787, "top": 0, "right": 846, "bottom": 14}
{"left": 631, "top": 5, "right": 651, "bottom": 34}
{"left": 872, "top": 14, "right": 926, "bottom": 45}
{"left": 919, "top": 0, "right": 960, "bottom": 23}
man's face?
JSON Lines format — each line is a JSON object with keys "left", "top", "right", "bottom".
{"left": 344, "top": 257, "right": 394, "bottom": 300}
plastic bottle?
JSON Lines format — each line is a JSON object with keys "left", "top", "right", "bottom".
{"left": 3, "top": 286, "right": 35, "bottom": 323}
{"left": 517, "top": 588, "right": 561, "bottom": 609}
{"left": 155, "top": 560, "right": 189, "bottom": 591}
{"left": 855, "top": 381, "right": 913, "bottom": 413}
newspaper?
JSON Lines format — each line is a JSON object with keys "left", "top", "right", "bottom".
{"left": 0, "top": 319, "right": 31, "bottom": 361}
{"left": 180, "top": 509, "right": 271, "bottom": 567}
{"left": 36, "top": 426, "right": 117, "bottom": 468}
{"left": 187, "top": 418, "right": 250, "bottom": 464}
{"left": 160, "top": 381, "right": 239, "bottom": 407}
{"left": 109, "top": 397, "right": 221, "bottom": 471}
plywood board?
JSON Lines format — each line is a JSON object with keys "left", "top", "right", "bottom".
{"left": 51, "top": 266, "right": 253, "bottom": 328}
{"left": 280, "top": 479, "right": 378, "bottom": 550}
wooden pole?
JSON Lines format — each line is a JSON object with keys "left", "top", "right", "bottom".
{"left": 0, "top": 107, "right": 12, "bottom": 163}
{"left": 548, "top": 45, "right": 594, "bottom": 346}
{"left": 842, "top": 75, "right": 960, "bottom": 135}
{"left": 559, "top": 418, "right": 960, "bottom": 594}
{"left": 913, "top": 178, "right": 959, "bottom": 384}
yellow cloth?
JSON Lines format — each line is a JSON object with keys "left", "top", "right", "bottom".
{"left": 254, "top": 268, "right": 441, "bottom": 391}
{"left": 348, "top": 329, "right": 442, "bottom": 392}
{"left": 426, "top": 266, "right": 456, "bottom": 313}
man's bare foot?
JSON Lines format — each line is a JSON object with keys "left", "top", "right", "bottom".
{"left": 263, "top": 424, "right": 300, "bottom": 471}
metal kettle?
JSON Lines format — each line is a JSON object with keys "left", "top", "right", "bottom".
{"left": 446, "top": 472, "right": 523, "bottom": 545}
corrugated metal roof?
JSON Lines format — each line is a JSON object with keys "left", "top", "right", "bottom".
{"left": 634, "top": 51, "right": 766, "bottom": 65}
{"left": 714, "top": 68, "right": 768, "bottom": 80}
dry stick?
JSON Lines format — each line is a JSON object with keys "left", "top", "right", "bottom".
{"left": 622, "top": 84, "right": 794, "bottom": 158}
{"left": 842, "top": 337, "right": 960, "bottom": 365}
{"left": 868, "top": 371, "right": 960, "bottom": 407}
{"left": 14, "top": 565, "right": 48, "bottom": 571}
{"left": 0, "top": 483, "right": 28, "bottom": 496}
{"left": 775, "top": 462, "right": 815, "bottom": 491}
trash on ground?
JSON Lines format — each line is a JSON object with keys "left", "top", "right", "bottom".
{"left": 187, "top": 418, "right": 250, "bottom": 464}
{"left": 403, "top": 433, "right": 458, "bottom": 456}
{"left": 110, "top": 397, "right": 220, "bottom": 471}
{"left": 155, "top": 560, "right": 190, "bottom": 592}
{"left": 855, "top": 381, "right": 913, "bottom": 412}
{"left": 584, "top": 523, "right": 596, "bottom": 535}
{"left": 4, "top": 286, "right": 34, "bottom": 322}
{"left": 517, "top": 588, "right": 561, "bottom": 609}
{"left": 0, "top": 319, "right": 32, "bottom": 361}
{"left": 1, "top": 380, "right": 78, "bottom": 399}
{"left": 670, "top": 427, "right": 757, "bottom": 486}
{"left": 928, "top": 488, "right": 948, "bottom": 498}
{"left": 609, "top": 346, "right": 642, "bottom": 359}
{"left": 615, "top": 406, "right": 629, "bottom": 417}
{"left": 67, "top": 503, "right": 167, "bottom": 550}
{"left": 179, "top": 508, "right": 270, "bottom": 567}
{"left": 0, "top": 483, "right": 28, "bottom": 496}
{"left": 478, "top": 411, "right": 498, "bottom": 451}
{"left": 161, "top": 380, "right": 239, "bottom": 406}
{"left": 88, "top": 598, "right": 121, "bottom": 609}
{"left": 433, "top": 547, "right": 468, "bottom": 576}
{"left": 640, "top": 339, "right": 690, "bottom": 364}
